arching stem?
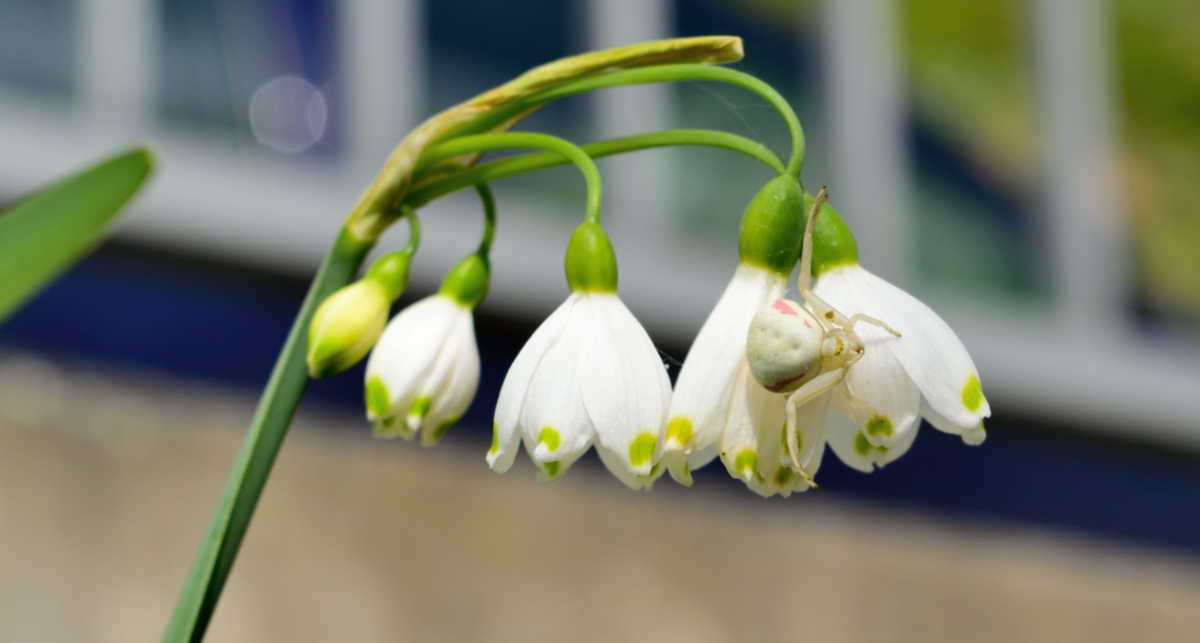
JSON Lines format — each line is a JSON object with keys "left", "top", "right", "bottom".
{"left": 419, "top": 132, "right": 603, "bottom": 223}
{"left": 405, "top": 129, "right": 783, "bottom": 209}
{"left": 450, "top": 64, "right": 805, "bottom": 179}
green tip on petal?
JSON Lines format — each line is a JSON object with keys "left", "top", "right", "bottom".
{"left": 429, "top": 418, "right": 457, "bottom": 443}
{"left": 962, "top": 374, "right": 985, "bottom": 412}
{"left": 538, "top": 427, "right": 561, "bottom": 451}
{"left": 802, "top": 195, "right": 859, "bottom": 277}
{"left": 666, "top": 417, "right": 693, "bottom": 448}
{"left": 629, "top": 433, "right": 657, "bottom": 467}
{"left": 734, "top": 449, "right": 758, "bottom": 479}
{"left": 489, "top": 423, "right": 500, "bottom": 455}
{"left": 565, "top": 221, "right": 618, "bottom": 293}
{"left": 538, "top": 460, "right": 562, "bottom": 483}
{"left": 866, "top": 416, "right": 893, "bottom": 438}
{"left": 439, "top": 253, "right": 490, "bottom": 308}
{"left": 407, "top": 396, "right": 432, "bottom": 429}
{"left": 738, "top": 175, "right": 804, "bottom": 277}
{"left": 366, "top": 377, "right": 391, "bottom": 417}
{"left": 307, "top": 280, "right": 389, "bottom": 378}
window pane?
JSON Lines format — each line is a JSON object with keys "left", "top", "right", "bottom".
{"left": 1115, "top": 1, "right": 1200, "bottom": 328}
{"left": 901, "top": 0, "right": 1045, "bottom": 298}
{"left": 0, "top": 0, "right": 74, "bottom": 99}
{"left": 159, "top": 0, "right": 339, "bottom": 155}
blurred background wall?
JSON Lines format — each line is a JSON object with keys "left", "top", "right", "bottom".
{"left": 0, "top": 0, "right": 1198, "bottom": 640}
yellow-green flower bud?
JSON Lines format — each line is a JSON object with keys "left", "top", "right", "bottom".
{"left": 564, "top": 221, "right": 618, "bottom": 293}
{"left": 307, "top": 280, "right": 390, "bottom": 378}
{"left": 738, "top": 175, "right": 805, "bottom": 277}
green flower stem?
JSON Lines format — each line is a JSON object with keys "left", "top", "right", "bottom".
{"left": 405, "top": 129, "right": 783, "bottom": 209}
{"left": 417, "top": 132, "right": 603, "bottom": 223}
{"left": 474, "top": 183, "right": 496, "bottom": 255}
{"left": 162, "top": 227, "right": 373, "bottom": 643}
{"left": 400, "top": 205, "right": 421, "bottom": 253}
{"left": 451, "top": 64, "right": 804, "bottom": 178}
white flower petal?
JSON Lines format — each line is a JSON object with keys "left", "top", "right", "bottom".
{"left": 668, "top": 264, "right": 786, "bottom": 456}
{"left": 489, "top": 294, "right": 577, "bottom": 472}
{"left": 688, "top": 443, "right": 719, "bottom": 470}
{"left": 921, "top": 397, "right": 987, "bottom": 445}
{"left": 596, "top": 442, "right": 666, "bottom": 491}
{"left": 577, "top": 294, "right": 669, "bottom": 477}
{"left": 519, "top": 311, "right": 595, "bottom": 466}
{"left": 716, "top": 365, "right": 785, "bottom": 496}
{"left": 815, "top": 265, "right": 990, "bottom": 432}
{"left": 528, "top": 436, "right": 593, "bottom": 485}
{"left": 665, "top": 443, "right": 718, "bottom": 487}
{"left": 838, "top": 333, "right": 921, "bottom": 448}
{"left": 365, "top": 295, "right": 458, "bottom": 422}
{"left": 827, "top": 404, "right": 919, "bottom": 472}
{"left": 749, "top": 392, "right": 794, "bottom": 497}
{"left": 420, "top": 311, "right": 480, "bottom": 446}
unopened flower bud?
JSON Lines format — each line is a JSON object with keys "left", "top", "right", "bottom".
{"left": 307, "top": 280, "right": 390, "bottom": 378}
{"left": 746, "top": 299, "right": 824, "bottom": 393}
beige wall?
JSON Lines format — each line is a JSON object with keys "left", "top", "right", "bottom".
{"left": 1, "top": 353, "right": 1198, "bottom": 642}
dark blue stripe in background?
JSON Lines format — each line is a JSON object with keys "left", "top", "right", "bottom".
{"left": 3, "top": 245, "right": 1198, "bottom": 553}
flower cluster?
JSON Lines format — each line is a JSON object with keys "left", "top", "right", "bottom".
{"left": 315, "top": 177, "right": 990, "bottom": 495}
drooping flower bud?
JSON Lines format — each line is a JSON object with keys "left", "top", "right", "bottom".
{"left": 307, "top": 280, "right": 390, "bottom": 378}
{"left": 307, "top": 250, "right": 414, "bottom": 378}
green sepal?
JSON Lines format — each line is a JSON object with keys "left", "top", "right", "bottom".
{"left": 564, "top": 221, "right": 618, "bottom": 293}
{"left": 802, "top": 194, "right": 859, "bottom": 277}
{"left": 365, "top": 250, "right": 412, "bottom": 301}
{"left": 306, "top": 280, "right": 389, "bottom": 378}
{"left": 439, "top": 253, "right": 490, "bottom": 307}
{"left": 738, "top": 175, "right": 804, "bottom": 277}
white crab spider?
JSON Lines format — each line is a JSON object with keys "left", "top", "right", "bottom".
{"left": 745, "top": 189, "right": 900, "bottom": 486}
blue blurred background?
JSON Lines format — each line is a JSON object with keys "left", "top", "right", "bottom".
{"left": 0, "top": 0, "right": 1198, "bottom": 640}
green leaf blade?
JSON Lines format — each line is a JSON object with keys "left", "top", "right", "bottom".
{"left": 0, "top": 147, "right": 155, "bottom": 323}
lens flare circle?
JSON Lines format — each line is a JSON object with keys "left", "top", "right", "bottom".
{"left": 249, "top": 75, "right": 327, "bottom": 153}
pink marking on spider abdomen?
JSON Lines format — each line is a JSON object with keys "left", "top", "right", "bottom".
{"left": 803, "top": 318, "right": 812, "bottom": 328}
{"left": 772, "top": 300, "right": 797, "bottom": 316}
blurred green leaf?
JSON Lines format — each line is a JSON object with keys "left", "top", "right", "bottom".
{"left": 0, "top": 147, "right": 154, "bottom": 324}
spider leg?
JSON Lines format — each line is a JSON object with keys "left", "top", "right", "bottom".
{"left": 785, "top": 368, "right": 846, "bottom": 487}
{"left": 848, "top": 313, "right": 901, "bottom": 337}
{"left": 802, "top": 288, "right": 853, "bottom": 330}
{"left": 798, "top": 188, "right": 829, "bottom": 292}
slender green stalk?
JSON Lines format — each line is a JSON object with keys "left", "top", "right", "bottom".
{"left": 405, "top": 129, "right": 783, "bottom": 208}
{"left": 399, "top": 205, "right": 421, "bottom": 253}
{"left": 474, "top": 184, "right": 496, "bottom": 255}
{"left": 419, "top": 132, "right": 603, "bottom": 223}
{"left": 446, "top": 64, "right": 805, "bottom": 178}
{"left": 162, "top": 228, "right": 373, "bottom": 643}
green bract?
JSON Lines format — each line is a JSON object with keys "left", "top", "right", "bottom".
{"left": 439, "top": 253, "right": 491, "bottom": 308}
{"left": 565, "top": 221, "right": 618, "bottom": 293}
{"left": 803, "top": 194, "right": 859, "bottom": 277}
{"left": 738, "top": 175, "right": 805, "bottom": 277}
{"left": 306, "top": 280, "right": 389, "bottom": 378}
